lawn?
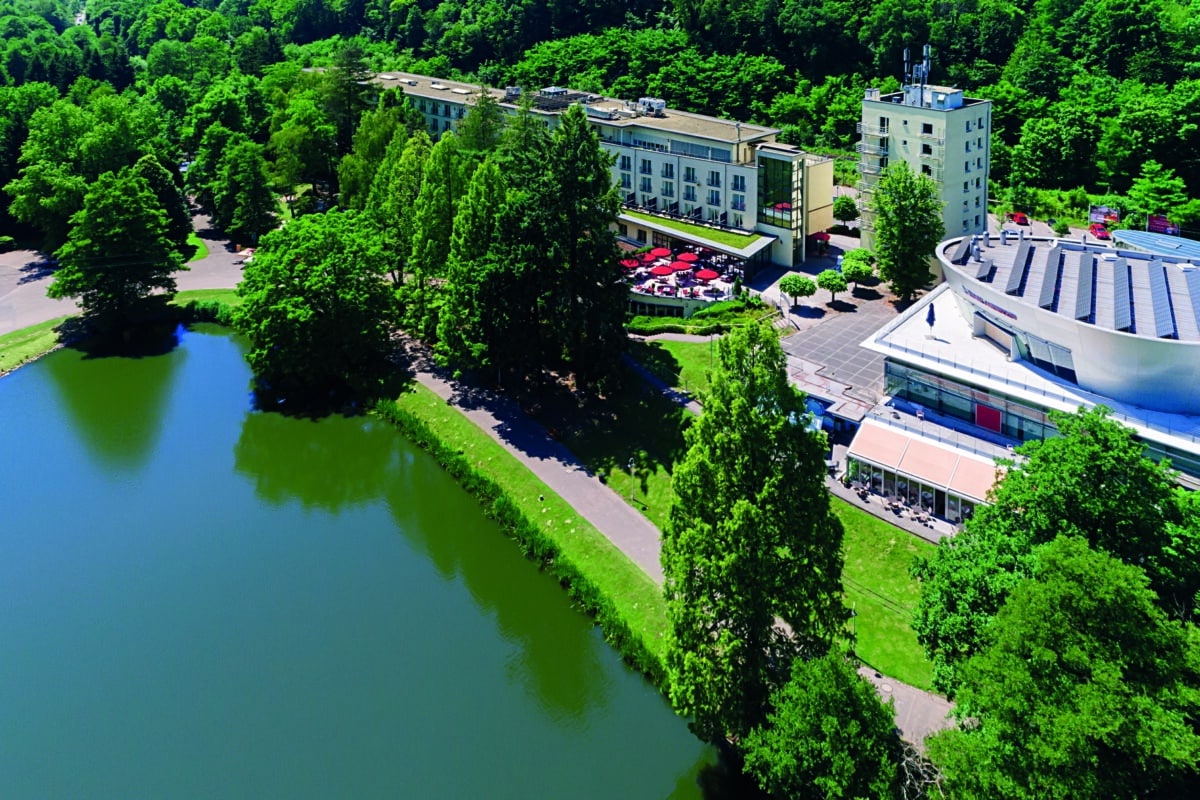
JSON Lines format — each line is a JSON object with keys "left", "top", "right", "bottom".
{"left": 836, "top": 499, "right": 935, "bottom": 688}
{"left": 624, "top": 209, "right": 761, "bottom": 249}
{"left": 532, "top": 361, "right": 691, "bottom": 530}
{"left": 187, "top": 232, "right": 208, "bottom": 262}
{"left": 627, "top": 338, "right": 714, "bottom": 398}
{"left": 390, "top": 382, "right": 671, "bottom": 661}
{"left": 0, "top": 316, "right": 70, "bottom": 374}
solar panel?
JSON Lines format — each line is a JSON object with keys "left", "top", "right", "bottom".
{"left": 1147, "top": 259, "right": 1177, "bottom": 338}
{"left": 1094, "top": 256, "right": 1116, "bottom": 329}
{"left": 1006, "top": 238, "right": 1031, "bottom": 294}
{"left": 1072, "top": 251, "right": 1094, "bottom": 320}
{"left": 975, "top": 257, "right": 993, "bottom": 281}
{"left": 1038, "top": 247, "right": 1061, "bottom": 309}
{"left": 1166, "top": 265, "right": 1200, "bottom": 340}
{"left": 1111, "top": 257, "right": 1131, "bottom": 331}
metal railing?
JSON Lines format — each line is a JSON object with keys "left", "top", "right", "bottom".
{"left": 857, "top": 122, "right": 889, "bottom": 137}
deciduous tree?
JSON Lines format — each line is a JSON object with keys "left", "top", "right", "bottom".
{"left": 832, "top": 194, "right": 859, "bottom": 224}
{"left": 778, "top": 273, "right": 816, "bottom": 308}
{"left": 234, "top": 210, "right": 396, "bottom": 406}
{"left": 929, "top": 535, "right": 1200, "bottom": 799}
{"left": 913, "top": 406, "right": 1200, "bottom": 693}
{"left": 49, "top": 168, "right": 184, "bottom": 328}
{"left": 816, "top": 268, "right": 847, "bottom": 303}
{"left": 743, "top": 650, "right": 901, "bottom": 800}
{"left": 872, "top": 162, "right": 943, "bottom": 301}
{"left": 662, "top": 322, "right": 846, "bottom": 746}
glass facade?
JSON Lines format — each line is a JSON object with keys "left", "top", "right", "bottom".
{"left": 846, "top": 457, "right": 976, "bottom": 523}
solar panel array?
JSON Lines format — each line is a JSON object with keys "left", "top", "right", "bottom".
{"left": 949, "top": 236, "right": 1200, "bottom": 342}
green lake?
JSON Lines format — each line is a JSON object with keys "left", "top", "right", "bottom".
{"left": 0, "top": 325, "right": 715, "bottom": 797}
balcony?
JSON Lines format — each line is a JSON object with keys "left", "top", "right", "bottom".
{"left": 858, "top": 160, "right": 883, "bottom": 175}
{"left": 916, "top": 130, "right": 945, "bottom": 144}
{"left": 857, "top": 122, "right": 889, "bottom": 137}
{"left": 856, "top": 141, "right": 888, "bottom": 156}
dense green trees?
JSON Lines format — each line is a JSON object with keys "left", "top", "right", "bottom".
{"left": 662, "top": 321, "right": 846, "bottom": 745}
{"left": 48, "top": 168, "right": 185, "bottom": 327}
{"left": 914, "top": 406, "right": 1200, "bottom": 694}
{"left": 872, "top": 163, "right": 943, "bottom": 301}
{"left": 929, "top": 536, "right": 1200, "bottom": 798}
{"left": 234, "top": 210, "right": 396, "bottom": 404}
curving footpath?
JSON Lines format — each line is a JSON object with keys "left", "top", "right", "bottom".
{"left": 1, "top": 214, "right": 952, "bottom": 747}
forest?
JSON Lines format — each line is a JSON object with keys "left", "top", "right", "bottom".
{"left": 4, "top": 0, "right": 1200, "bottom": 241}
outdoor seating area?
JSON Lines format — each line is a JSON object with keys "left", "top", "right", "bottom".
{"left": 621, "top": 245, "right": 744, "bottom": 303}
{"left": 850, "top": 483, "right": 942, "bottom": 530}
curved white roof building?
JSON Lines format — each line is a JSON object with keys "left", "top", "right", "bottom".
{"left": 937, "top": 232, "right": 1200, "bottom": 415}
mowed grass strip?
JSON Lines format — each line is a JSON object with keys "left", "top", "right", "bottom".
{"left": 0, "top": 316, "right": 71, "bottom": 374}
{"left": 837, "top": 499, "right": 935, "bottom": 689}
{"left": 186, "top": 232, "right": 209, "bottom": 262}
{"left": 623, "top": 209, "right": 761, "bottom": 249}
{"left": 172, "top": 288, "right": 244, "bottom": 308}
{"left": 390, "top": 381, "right": 671, "bottom": 661}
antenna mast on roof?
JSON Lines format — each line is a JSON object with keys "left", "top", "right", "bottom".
{"left": 903, "top": 47, "right": 910, "bottom": 85}
{"left": 922, "top": 44, "right": 931, "bottom": 93}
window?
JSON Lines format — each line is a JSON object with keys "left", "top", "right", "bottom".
{"left": 976, "top": 157, "right": 983, "bottom": 168}
{"left": 732, "top": 193, "right": 745, "bottom": 211}
{"left": 966, "top": 120, "right": 973, "bottom": 132}
{"left": 921, "top": 143, "right": 933, "bottom": 156}
{"left": 662, "top": 181, "right": 675, "bottom": 197}
{"left": 619, "top": 155, "right": 631, "bottom": 171}
{"left": 963, "top": 181, "right": 969, "bottom": 193}
{"left": 618, "top": 223, "right": 628, "bottom": 237}
{"left": 707, "top": 189, "right": 721, "bottom": 206}
{"left": 640, "top": 158, "right": 652, "bottom": 175}
{"left": 965, "top": 141, "right": 972, "bottom": 152}
{"left": 640, "top": 176, "right": 652, "bottom": 193}
{"left": 684, "top": 185, "right": 696, "bottom": 202}
{"left": 684, "top": 166, "right": 696, "bottom": 183}
{"left": 732, "top": 174, "right": 746, "bottom": 192}
{"left": 443, "top": 104, "right": 450, "bottom": 117}
{"left": 962, "top": 219, "right": 969, "bottom": 231}
{"left": 975, "top": 214, "right": 981, "bottom": 226}
{"left": 977, "top": 116, "right": 984, "bottom": 129}
{"left": 977, "top": 137, "right": 983, "bottom": 148}
{"left": 442, "top": 120, "right": 450, "bottom": 131}
{"left": 975, "top": 196, "right": 981, "bottom": 208}
{"left": 636, "top": 229, "right": 646, "bottom": 242}
{"left": 921, "top": 164, "right": 932, "bottom": 176}
{"left": 963, "top": 200, "right": 969, "bottom": 210}
{"left": 733, "top": 213, "right": 743, "bottom": 228}
{"left": 418, "top": 99, "right": 426, "bottom": 112}
{"left": 921, "top": 122, "right": 933, "bottom": 135}
{"left": 620, "top": 174, "right": 631, "bottom": 189}
{"left": 880, "top": 116, "right": 890, "bottom": 130}
{"left": 964, "top": 161, "right": 971, "bottom": 172}
{"left": 662, "top": 163, "right": 674, "bottom": 179}
{"left": 708, "top": 170, "right": 721, "bottom": 187}
{"left": 975, "top": 177, "right": 982, "bottom": 189}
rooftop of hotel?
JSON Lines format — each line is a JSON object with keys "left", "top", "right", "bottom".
{"left": 863, "top": 284, "right": 1200, "bottom": 456}
{"left": 376, "top": 71, "right": 779, "bottom": 146}
{"left": 940, "top": 232, "right": 1200, "bottom": 343}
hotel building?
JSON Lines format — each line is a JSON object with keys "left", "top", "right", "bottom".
{"left": 375, "top": 72, "right": 834, "bottom": 271}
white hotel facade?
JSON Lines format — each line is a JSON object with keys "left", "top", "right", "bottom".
{"left": 375, "top": 72, "right": 834, "bottom": 271}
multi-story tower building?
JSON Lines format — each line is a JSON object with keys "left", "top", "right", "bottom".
{"left": 857, "top": 48, "right": 992, "bottom": 250}
{"left": 376, "top": 72, "right": 834, "bottom": 270}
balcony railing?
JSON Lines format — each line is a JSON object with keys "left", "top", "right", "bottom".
{"left": 858, "top": 160, "right": 883, "bottom": 175}
{"left": 857, "top": 122, "right": 889, "bottom": 137}
{"left": 856, "top": 141, "right": 888, "bottom": 156}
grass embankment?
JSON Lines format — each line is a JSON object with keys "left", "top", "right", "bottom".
{"left": 629, "top": 338, "right": 714, "bottom": 398}
{"left": 0, "top": 290, "right": 243, "bottom": 375}
{"left": 0, "top": 316, "right": 71, "bottom": 374}
{"left": 385, "top": 382, "right": 672, "bottom": 672}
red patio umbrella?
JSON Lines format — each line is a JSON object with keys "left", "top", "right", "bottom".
{"left": 650, "top": 247, "right": 673, "bottom": 258}
{"left": 639, "top": 252, "right": 657, "bottom": 262}
{"left": 677, "top": 252, "right": 700, "bottom": 263}
{"left": 695, "top": 269, "right": 720, "bottom": 281}
{"left": 649, "top": 265, "right": 674, "bottom": 277}
{"left": 810, "top": 231, "right": 831, "bottom": 242}
{"left": 619, "top": 258, "right": 640, "bottom": 269}
{"left": 669, "top": 260, "right": 693, "bottom": 272}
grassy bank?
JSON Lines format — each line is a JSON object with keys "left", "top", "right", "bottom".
{"left": 0, "top": 316, "right": 71, "bottom": 374}
{"left": 384, "top": 383, "right": 671, "bottom": 676}
{"left": 187, "top": 232, "right": 209, "bottom": 262}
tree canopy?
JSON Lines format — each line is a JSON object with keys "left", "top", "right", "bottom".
{"left": 929, "top": 535, "right": 1200, "bottom": 798}
{"left": 913, "top": 406, "right": 1200, "bottom": 694}
{"left": 233, "top": 210, "right": 396, "bottom": 407}
{"left": 871, "top": 162, "right": 943, "bottom": 301}
{"left": 662, "top": 321, "right": 846, "bottom": 745}
{"left": 48, "top": 167, "right": 185, "bottom": 328}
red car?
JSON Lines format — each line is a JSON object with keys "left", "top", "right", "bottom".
{"left": 1010, "top": 211, "right": 1030, "bottom": 226}
{"left": 1089, "top": 222, "right": 1111, "bottom": 240}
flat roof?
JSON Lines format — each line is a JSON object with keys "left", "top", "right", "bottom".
{"left": 847, "top": 418, "right": 1000, "bottom": 503}
{"left": 376, "top": 71, "right": 779, "bottom": 146}
{"left": 863, "top": 284, "right": 1200, "bottom": 458}
{"left": 618, "top": 211, "right": 776, "bottom": 259}
{"left": 940, "top": 233, "right": 1200, "bottom": 342}
{"left": 1112, "top": 229, "right": 1200, "bottom": 261}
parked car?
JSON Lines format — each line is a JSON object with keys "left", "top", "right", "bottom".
{"left": 1010, "top": 211, "right": 1030, "bottom": 226}
{"left": 1089, "top": 222, "right": 1111, "bottom": 240}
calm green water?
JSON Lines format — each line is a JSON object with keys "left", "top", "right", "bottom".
{"left": 0, "top": 325, "right": 714, "bottom": 798}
